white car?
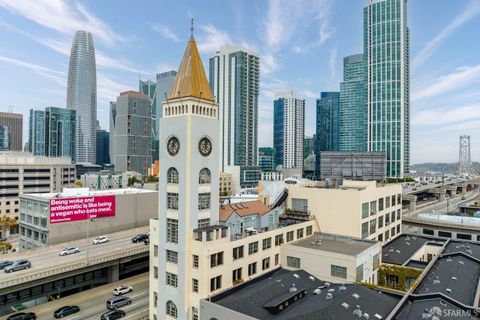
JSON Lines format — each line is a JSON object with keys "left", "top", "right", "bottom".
{"left": 113, "top": 285, "right": 133, "bottom": 296}
{"left": 59, "top": 246, "right": 80, "bottom": 256}
{"left": 93, "top": 236, "right": 109, "bottom": 245}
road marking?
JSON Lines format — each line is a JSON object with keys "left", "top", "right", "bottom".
{"left": 129, "top": 291, "right": 148, "bottom": 299}
{"left": 124, "top": 308, "right": 149, "bottom": 319}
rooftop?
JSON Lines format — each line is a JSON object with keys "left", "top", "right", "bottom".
{"left": 395, "top": 297, "right": 479, "bottom": 320}
{"left": 382, "top": 234, "right": 444, "bottom": 265}
{"left": 211, "top": 269, "right": 402, "bottom": 320}
{"left": 444, "top": 241, "right": 480, "bottom": 260}
{"left": 291, "top": 233, "right": 379, "bottom": 256}
{"left": 414, "top": 253, "right": 480, "bottom": 306}
{"left": 22, "top": 187, "right": 155, "bottom": 199}
{"left": 0, "top": 152, "right": 72, "bottom": 165}
{"left": 219, "top": 200, "right": 272, "bottom": 222}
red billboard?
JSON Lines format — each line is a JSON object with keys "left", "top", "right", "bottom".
{"left": 49, "top": 195, "right": 116, "bottom": 224}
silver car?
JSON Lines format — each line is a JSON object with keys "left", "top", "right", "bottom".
{"left": 59, "top": 246, "right": 80, "bottom": 256}
{"left": 4, "top": 259, "right": 31, "bottom": 273}
{"left": 93, "top": 236, "right": 110, "bottom": 245}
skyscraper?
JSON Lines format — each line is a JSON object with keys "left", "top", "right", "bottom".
{"left": 113, "top": 91, "right": 152, "bottom": 176}
{"left": 316, "top": 92, "right": 340, "bottom": 177}
{"left": 96, "top": 127, "right": 110, "bottom": 166}
{"left": 0, "top": 112, "right": 23, "bottom": 151}
{"left": 209, "top": 46, "right": 260, "bottom": 170}
{"left": 258, "top": 147, "right": 276, "bottom": 171}
{"left": 45, "top": 107, "right": 76, "bottom": 160}
{"left": 109, "top": 101, "right": 117, "bottom": 167}
{"left": 139, "top": 79, "right": 157, "bottom": 162}
{"left": 364, "top": 0, "right": 410, "bottom": 177}
{"left": 339, "top": 54, "right": 367, "bottom": 152}
{"left": 156, "top": 71, "right": 177, "bottom": 119}
{"left": 66, "top": 30, "right": 97, "bottom": 164}
{"left": 28, "top": 109, "right": 46, "bottom": 155}
{"left": 273, "top": 91, "right": 305, "bottom": 173}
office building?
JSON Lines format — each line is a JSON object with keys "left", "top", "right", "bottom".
{"left": 113, "top": 91, "right": 152, "bottom": 176}
{"left": 139, "top": 79, "right": 157, "bottom": 162}
{"left": 365, "top": 0, "right": 410, "bottom": 177}
{"left": 28, "top": 109, "right": 46, "bottom": 155}
{"left": 304, "top": 135, "right": 315, "bottom": 159}
{"left": 0, "top": 152, "right": 75, "bottom": 238}
{"left": 156, "top": 71, "right": 177, "bottom": 119}
{"left": 273, "top": 91, "right": 305, "bottom": 174}
{"left": 109, "top": 101, "right": 116, "bottom": 168}
{"left": 0, "top": 112, "right": 23, "bottom": 151}
{"left": 18, "top": 187, "right": 157, "bottom": 250}
{"left": 209, "top": 46, "right": 260, "bottom": 170}
{"left": 258, "top": 147, "right": 276, "bottom": 172}
{"left": 67, "top": 30, "right": 97, "bottom": 164}
{"left": 318, "top": 151, "right": 386, "bottom": 183}
{"left": 96, "top": 127, "right": 110, "bottom": 166}
{"left": 340, "top": 54, "right": 367, "bottom": 152}
{"left": 316, "top": 92, "right": 340, "bottom": 178}
{"left": 80, "top": 171, "right": 141, "bottom": 190}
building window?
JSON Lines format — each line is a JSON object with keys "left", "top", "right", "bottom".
{"left": 369, "top": 219, "right": 376, "bottom": 235}
{"left": 167, "top": 167, "right": 179, "bottom": 184}
{"left": 291, "top": 198, "right": 308, "bottom": 213}
{"left": 287, "top": 256, "right": 300, "bottom": 268}
{"left": 297, "top": 228, "right": 304, "bottom": 239}
{"left": 154, "top": 266, "right": 158, "bottom": 279}
{"left": 370, "top": 201, "right": 377, "bottom": 215}
{"left": 373, "top": 253, "right": 380, "bottom": 270}
{"left": 378, "top": 233, "right": 383, "bottom": 241}
{"left": 262, "top": 238, "right": 271, "bottom": 250}
{"left": 392, "top": 195, "right": 396, "bottom": 206}
{"left": 166, "top": 272, "right": 178, "bottom": 287}
{"left": 378, "top": 215, "right": 384, "bottom": 228}
{"left": 192, "top": 307, "right": 198, "bottom": 320}
{"left": 286, "top": 231, "right": 294, "bottom": 242}
{"left": 167, "top": 219, "right": 178, "bottom": 243}
{"left": 362, "top": 203, "right": 369, "bottom": 219}
{"left": 275, "top": 234, "right": 284, "bottom": 246}
{"left": 385, "top": 196, "right": 390, "bottom": 208}
{"left": 331, "top": 265, "right": 347, "bottom": 279}
{"left": 154, "top": 245, "right": 158, "bottom": 257}
{"left": 210, "top": 275, "right": 222, "bottom": 291}
{"left": 167, "top": 192, "right": 179, "bottom": 210}
{"left": 306, "top": 226, "right": 313, "bottom": 236}
{"left": 262, "top": 257, "right": 270, "bottom": 270}
{"left": 248, "top": 241, "right": 258, "bottom": 254}
{"left": 198, "top": 193, "right": 210, "bottom": 210}
{"left": 275, "top": 253, "right": 279, "bottom": 265}
{"left": 248, "top": 262, "right": 257, "bottom": 276}
{"left": 154, "top": 291, "right": 157, "bottom": 307}
{"left": 391, "top": 211, "right": 396, "bottom": 222}
{"left": 210, "top": 252, "right": 224, "bottom": 267}
{"left": 199, "top": 168, "right": 211, "bottom": 184}
{"left": 193, "top": 255, "right": 199, "bottom": 268}
{"left": 397, "top": 194, "right": 401, "bottom": 205}
{"left": 166, "top": 301, "right": 177, "bottom": 318}
{"left": 356, "top": 264, "right": 363, "bottom": 282}
{"left": 361, "top": 222, "right": 368, "bottom": 239}
{"left": 198, "top": 218, "right": 210, "bottom": 228}
{"left": 397, "top": 224, "right": 401, "bottom": 233}
{"left": 397, "top": 209, "right": 401, "bottom": 220}
{"left": 232, "top": 268, "right": 242, "bottom": 282}
{"left": 192, "top": 278, "right": 198, "bottom": 293}
{"left": 233, "top": 246, "right": 244, "bottom": 260}
{"left": 166, "top": 250, "right": 178, "bottom": 264}
{"left": 385, "top": 213, "right": 390, "bottom": 225}
{"left": 379, "top": 198, "right": 384, "bottom": 211}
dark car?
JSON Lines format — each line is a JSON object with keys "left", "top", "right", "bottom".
{"left": 143, "top": 238, "right": 150, "bottom": 245}
{"left": 131, "top": 234, "right": 149, "bottom": 243}
{"left": 0, "top": 260, "right": 14, "bottom": 269}
{"left": 101, "top": 309, "right": 126, "bottom": 320}
{"left": 4, "top": 259, "right": 31, "bottom": 273}
{"left": 7, "top": 312, "right": 36, "bottom": 320}
{"left": 54, "top": 305, "right": 80, "bottom": 318}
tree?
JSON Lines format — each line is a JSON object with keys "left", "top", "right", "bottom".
{"left": 74, "top": 180, "right": 83, "bottom": 187}
{"left": 0, "top": 216, "right": 18, "bottom": 238}
{"left": 128, "top": 176, "right": 142, "bottom": 186}
{"left": 0, "top": 241, "right": 12, "bottom": 253}
{"left": 146, "top": 175, "right": 159, "bottom": 183}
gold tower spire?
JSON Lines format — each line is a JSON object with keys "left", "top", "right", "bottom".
{"left": 168, "top": 21, "right": 214, "bottom": 102}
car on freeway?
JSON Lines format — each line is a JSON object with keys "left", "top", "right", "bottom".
{"left": 113, "top": 285, "right": 133, "bottom": 296}
{"left": 412, "top": 187, "right": 417, "bottom": 191}
{"left": 106, "top": 296, "right": 132, "bottom": 310}
{"left": 131, "top": 233, "right": 149, "bottom": 243}
{"left": 58, "top": 246, "right": 80, "bottom": 256}
{"left": 144, "top": 237, "right": 150, "bottom": 245}
{"left": 93, "top": 236, "right": 110, "bottom": 245}
{"left": 54, "top": 305, "right": 80, "bottom": 318}
{"left": 100, "top": 310, "right": 126, "bottom": 320}
{"left": 0, "top": 260, "right": 14, "bottom": 269}
{"left": 6, "top": 312, "right": 36, "bottom": 320}
{"left": 4, "top": 259, "right": 31, "bottom": 273}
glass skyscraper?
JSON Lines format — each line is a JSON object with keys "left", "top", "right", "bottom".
{"left": 139, "top": 79, "right": 157, "bottom": 162}
{"left": 209, "top": 47, "right": 260, "bottom": 170}
{"left": 67, "top": 30, "right": 97, "bottom": 164}
{"left": 339, "top": 54, "right": 367, "bottom": 152}
{"left": 45, "top": 107, "right": 76, "bottom": 160}
{"left": 316, "top": 92, "right": 340, "bottom": 177}
{"left": 364, "top": 0, "right": 410, "bottom": 177}
{"left": 28, "top": 109, "right": 46, "bottom": 155}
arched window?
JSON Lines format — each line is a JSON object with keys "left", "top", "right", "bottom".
{"left": 199, "top": 168, "right": 211, "bottom": 184}
{"left": 166, "top": 301, "right": 177, "bottom": 318}
{"left": 167, "top": 167, "right": 179, "bottom": 184}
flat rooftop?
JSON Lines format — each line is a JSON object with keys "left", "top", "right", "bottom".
{"left": 395, "top": 298, "right": 479, "bottom": 320}
{"left": 382, "top": 234, "right": 444, "bottom": 265}
{"left": 444, "top": 241, "right": 480, "bottom": 260}
{"left": 414, "top": 254, "right": 480, "bottom": 306}
{"left": 291, "top": 233, "right": 379, "bottom": 256}
{"left": 211, "top": 269, "right": 402, "bottom": 320}
{"left": 23, "top": 187, "right": 155, "bottom": 199}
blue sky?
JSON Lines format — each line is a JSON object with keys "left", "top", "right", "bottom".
{"left": 0, "top": 0, "right": 479, "bottom": 164}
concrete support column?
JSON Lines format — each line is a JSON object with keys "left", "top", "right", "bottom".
{"left": 404, "top": 194, "right": 417, "bottom": 211}
{"left": 108, "top": 264, "right": 120, "bottom": 282}
{"left": 431, "top": 187, "right": 446, "bottom": 202}
{"left": 461, "top": 183, "right": 468, "bottom": 193}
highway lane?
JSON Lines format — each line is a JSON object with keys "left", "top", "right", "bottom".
{"left": 402, "top": 178, "right": 468, "bottom": 194}
{"left": 404, "top": 189, "right": 479, "bottom": 217}
{"left": 0, "top": 273, "right": 148, "bottom": 320}
{"left": 0, "top": 226, "right": 149, "bottom": 282}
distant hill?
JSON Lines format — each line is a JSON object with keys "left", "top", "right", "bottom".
{"left": 411, "top": 162, "right": 480, "bottom": 174}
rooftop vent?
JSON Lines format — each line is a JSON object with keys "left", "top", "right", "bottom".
{"left": 313, "top": 288, "right": 321, "bottom": 295}
{"left": 421, "top": 309, "right": 431, "bottom": 319}
{"left": 325, "top": 282, "right": 331, "bottom": 288}
{"left": 446, "top": 288, "right": 452, "bottom": 293}
{"left": 352, "top": 293, "right": 360, "bottom": 300}
{"left": 458, "top": 260, "right": 464, "bottom": 265}
{"left": 433, "top": 279, "right": 441, "bottom": 285}
{"left": 339, "top": 285, "right": 347, "bottom": 291}
{"left": 440, "top": 300, "right": 448, "bottom": 307}
{"left": 353, "top": 305, "right": 363, "bottom": 317}
{"left": 447, "top": 258, "right": 452, "bottom": 262}
{"left": 341, "top": 302, "right": 349, "bottom": 309}
{"left": 374, "top": 314, "right": 383, "bottom": 320}
{"left": 328, "top": 288, "right": 335, "bottom": 293}
{"left": 406, "top": 242, "right": 410, "bottom": 246}
{"left": 326, "top": 293, "right": 333, "bottom": 300}
{"left": 451, "top": 277, "right": 457, "bottom": 281}
{"left": 363, "top": 313, "right": 370, "bottom": 319}
{"left": 293, "top": 274, "right": 300, "bottom": 279}
{"left": 289, "top": 284, "right": 297, "bottom": 293}
{"left": 309, "top": 276, "right": 315, "bottom": 281}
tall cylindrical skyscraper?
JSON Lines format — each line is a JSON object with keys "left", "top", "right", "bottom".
{"left": 67, "top": 30, "right": 97, "bottom": 164}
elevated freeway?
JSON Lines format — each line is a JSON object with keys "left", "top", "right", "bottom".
{"left": 0, "top": 227, "right": 149, "bottom": 316}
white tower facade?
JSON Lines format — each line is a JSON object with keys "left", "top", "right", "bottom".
{"left": 156, "top": 33, "right": 219, "bottom": 320}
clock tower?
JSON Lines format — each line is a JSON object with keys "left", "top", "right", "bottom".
{"left": 156, "top": 27, "right": 219, "bottom": 320}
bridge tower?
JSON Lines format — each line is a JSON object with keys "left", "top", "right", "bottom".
{"left": 456, "top": 135, "right": 477, "bottom": 176}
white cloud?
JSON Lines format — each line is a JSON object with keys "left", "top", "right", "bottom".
{"left": 412, "top": 103, "right": 480, "bottom": 126}
{"left": 262, "top": 54, "right": 279, "bottom": 75}
{"left": 329, "top": 46, "right": 338, "bottom": 80}
{"left": 197, "top": 24, "right": 232, "bottom": 54}
{"left": 412, "top": 65, "right": 480, "bottom": 102}
{"left": 413, "top": 1, "right": 480, "bottom": 71}
{"left": 151, "top": 24, "right": 180, "bottom": 42}
{"left": 96, "top": 73, "right": 132, "bottom": 103}
{"left": 0, "top": 0, "right": 125, "bottom": 46}
{"left": 0, "top": 54, "right": 65, "bottom": 85}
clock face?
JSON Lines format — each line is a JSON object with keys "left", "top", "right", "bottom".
{"left": 167, "top": 136, "right": 180, "bottom": 156}
{"left": 198, "top": 137, "right": 212, "bottom": 157}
